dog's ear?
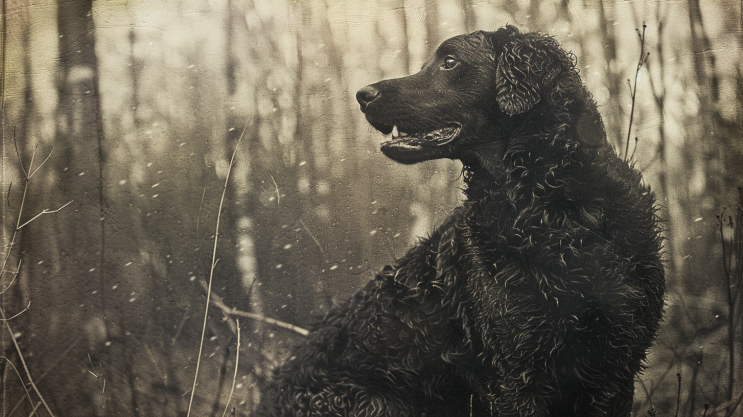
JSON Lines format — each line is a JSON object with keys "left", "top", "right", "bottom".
{"left": 496, "top": 34, "right": 560, "bottom": 116}
{"left": 495, "top": 39, "right": 542, "bottom": 116}
{"left": 495, "top": 32, "right": 574, "bottom": 117}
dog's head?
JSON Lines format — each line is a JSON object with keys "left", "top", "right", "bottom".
{"left": 356, "top": 26, "right": 606, "bottom": 166}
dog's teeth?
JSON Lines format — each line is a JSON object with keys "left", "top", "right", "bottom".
{"left": 392, "top": 125, "right": 399, "bottom": 138}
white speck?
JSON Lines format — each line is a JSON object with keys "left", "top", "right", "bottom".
{"left": 105, "top": 341, "right": 112, "bottom": 346}
{"left": 370, "top": 230, "right": 377, "bottom": 236}
{"left": 38, "top": 260, "right": 44, "bottom": 264}
{"left": 112, "top": 284, "right": 118, "bottom": 290}
{"left": 119, "top": 180, "right": 127, "bottom": 185}
{"left": 147, "top": 162, "right": 153, "bottom": 167}
{"left": 13, "top": 332, "right": 22, "bottom": 339}
{"left": 393, "top": 233, "right": 401, "bottom": 238}
{"left": 330, "top": 265, "right": 338, "bottom": 270}
{"left": 694, "top": 217, "right": 703, "bottom": 222}
{"left": 152, "top": 183, "right": 160, "bottom": 188}
{"left": 229, "top": 127, "right": 235, "bottom": 131}
{"left": 236, "top": 383, "right": 243, "bottom": 389}
{"left": 89, "top": 268, "right": 96, "bottom": 272}
{"left": 129, "top": 297, "right": 136, "bottom": 302}
{"left": 299, "top": 161, "right": 307, "bottom": 166}
{"left": 188, "top": 64, "right": 194, "bottom": 69}
{"left": 180, "top": 142, "right": 186, "bottom": 146}
{"left": 79, "top": 172, "right": 85, "bottom": 176}
{"left": 715, "top": 315, "right": 719, "bottom": 318}
{"left": 210, "top": 336, "right": 218, "bottom": 341}
{"left": 190, "top": 276, "right": 196, "bottom": 281}
{"left": 283, "top": 244, "right": 292, "bottom": 250}
{"left": 153, "top": 194, "right": 159, "bottom": 198}
{"left": 125, "top": 262, "right": 132, "bottom": 266}
{"left": 276, "top": 264, "right": 283, "bottom": 269}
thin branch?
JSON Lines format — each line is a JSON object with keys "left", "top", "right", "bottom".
{"left": 17, "top": 201, "right": 72, "bottom": 230}
{"left": 201, "top": 281, "right": 309, "bottom": 336}
{"left": 221, "top": 318, "right": 240, "bottom": 417}
{"left": 1, "top": 308, "right": 56, "bottom": 417}
{"left": 0, "top": 301, "right": 30, "bottom": 321}
{"left": 28, "top": 147, "right": 56, "bottom": 179}
{"left": 624, "top": 23, "right": 649, "bottom": 161}
{"left": 186, "top": 128, "right": 244, "bottom": 417}
{"left": 26, "top": 401, "right": 42, "bottom": 417}
{"left": 0, "top": 356, "right": 38, "bottom": 417}
{"left": 0, "top": 258, "right": 21, "bottom": 295}
{"left": 266, "top": 173, "right": 280, "bottom": 207}
{"left": 300, "top": 219, "right": 327, "bottom": 264}
{"left": 12, "top": 127, "right": 28, "bottom": 179}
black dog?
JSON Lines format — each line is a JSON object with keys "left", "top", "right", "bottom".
{"left": 256, "top": 26, "right": 664, "bottom": 417}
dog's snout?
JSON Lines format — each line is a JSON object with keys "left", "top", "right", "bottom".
{"left": 356, "top": 86, "right": 381, "bottom": 113}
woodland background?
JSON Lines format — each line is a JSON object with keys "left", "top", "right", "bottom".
{"left": 1, "top": 0, "right": 742, "bottom": 416}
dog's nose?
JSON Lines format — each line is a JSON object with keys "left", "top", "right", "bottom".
{"left": 356, "top": 86, "right": 380, "bottom": 113}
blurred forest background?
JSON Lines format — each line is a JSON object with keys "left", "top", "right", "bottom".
{"left": 1, "top": 0, "right": 742, "bottom": 416}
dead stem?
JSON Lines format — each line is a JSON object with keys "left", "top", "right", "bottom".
{"left": 0, "top": 259, "right": 21, "bottom": 295}
{"left": 0, "top": 356, "right": 38, "bottom": 417}
{"left": 0, "top": 301, "right": 30, "bottom": 321}
{"left": 186, "top": 129, "right": 244, "bottom": 417}
{"left": 624, "top": 24, "right": 649, "bottom": 161}
{"left": 221, "top": 318, "right": 240, "bottom": 417}
{"left": 17, "top": 201, "right": 73, "bottom": 230}
{"left": 200, "top": 280, "right": 309, "bottom": 336}
{"left": 1, "top": 308, "right": 56, "bottom": 416}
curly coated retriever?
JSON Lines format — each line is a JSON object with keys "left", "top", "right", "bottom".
{"left": 256, "top": 25, "right": 665, "bottom": 417}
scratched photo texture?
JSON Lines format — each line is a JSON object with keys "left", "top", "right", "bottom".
{"left": 1, "top": 0, "right": 741, "bottom": 416}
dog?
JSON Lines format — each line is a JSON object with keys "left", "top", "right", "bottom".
{"left": 255, "top": 25, "right": 665, "bottom": 417}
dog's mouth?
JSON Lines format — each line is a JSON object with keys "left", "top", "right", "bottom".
{"left": 378, "top": 123, "right": 462, "bottom": 164}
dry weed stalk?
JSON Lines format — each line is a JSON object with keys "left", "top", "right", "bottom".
{"left": 1, "top": 137, "right": 67, "bottom": 417}
{"left": 186, "top": 131, "right": 243, "bottom": 417}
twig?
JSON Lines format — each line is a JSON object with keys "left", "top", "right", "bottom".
{"left": 0, "top": 301, "right": 30, "bottom": 321}
{"left": 0, "top": 136, "right": 57, "bottom": 417}
{"left": 27, "top": 401, "right": 42, "bottom": 417}
{"left": 200, "top": 281, "right": 308, "bottom": 336}
{"left": 0, "top": 356, "right": 38, "bottom": 417}
{"left": 186, "top": 129, "right": 244, "bottom": 417}
{"left": 266, "top": 173, "right": 280, "bottom": 207}
{"left": 7, "top": 340, "right": 79, "bottom": 416}
{"left": 624, "top": 23, "right": 650, "bottom": 161}
{"left": 221, "top": 318, "right": 240, "bottom": 417}
{"left": 300, "top": 219, "right": 327, "bottom": 265}
{"left": 0, "top": 259, "right": 21, "bottom": 295}
{"left": 17, "top": 201, "right": 72, "bottom": 229}
{"left": 1, "top": 308, "right": 56, "bottom": 416}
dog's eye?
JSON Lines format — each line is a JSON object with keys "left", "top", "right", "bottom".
{"left": 442, "top": 57, "right": 459, "bottom": 70}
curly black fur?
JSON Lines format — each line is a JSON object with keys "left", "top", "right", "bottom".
{"left": 255, "top": 26, "right": 664, "bottom": 417}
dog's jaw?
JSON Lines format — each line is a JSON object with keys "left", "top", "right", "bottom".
{"left": 380, "top": 123, "right": 462, "bottom": 164}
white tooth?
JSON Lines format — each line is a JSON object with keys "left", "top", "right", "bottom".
{"left": 392, "top": 125, "right": 399, "bottom": 138}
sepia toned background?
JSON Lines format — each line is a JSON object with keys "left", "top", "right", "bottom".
{"left": 1, "top": 0, "right": 742, "bottom": 415}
